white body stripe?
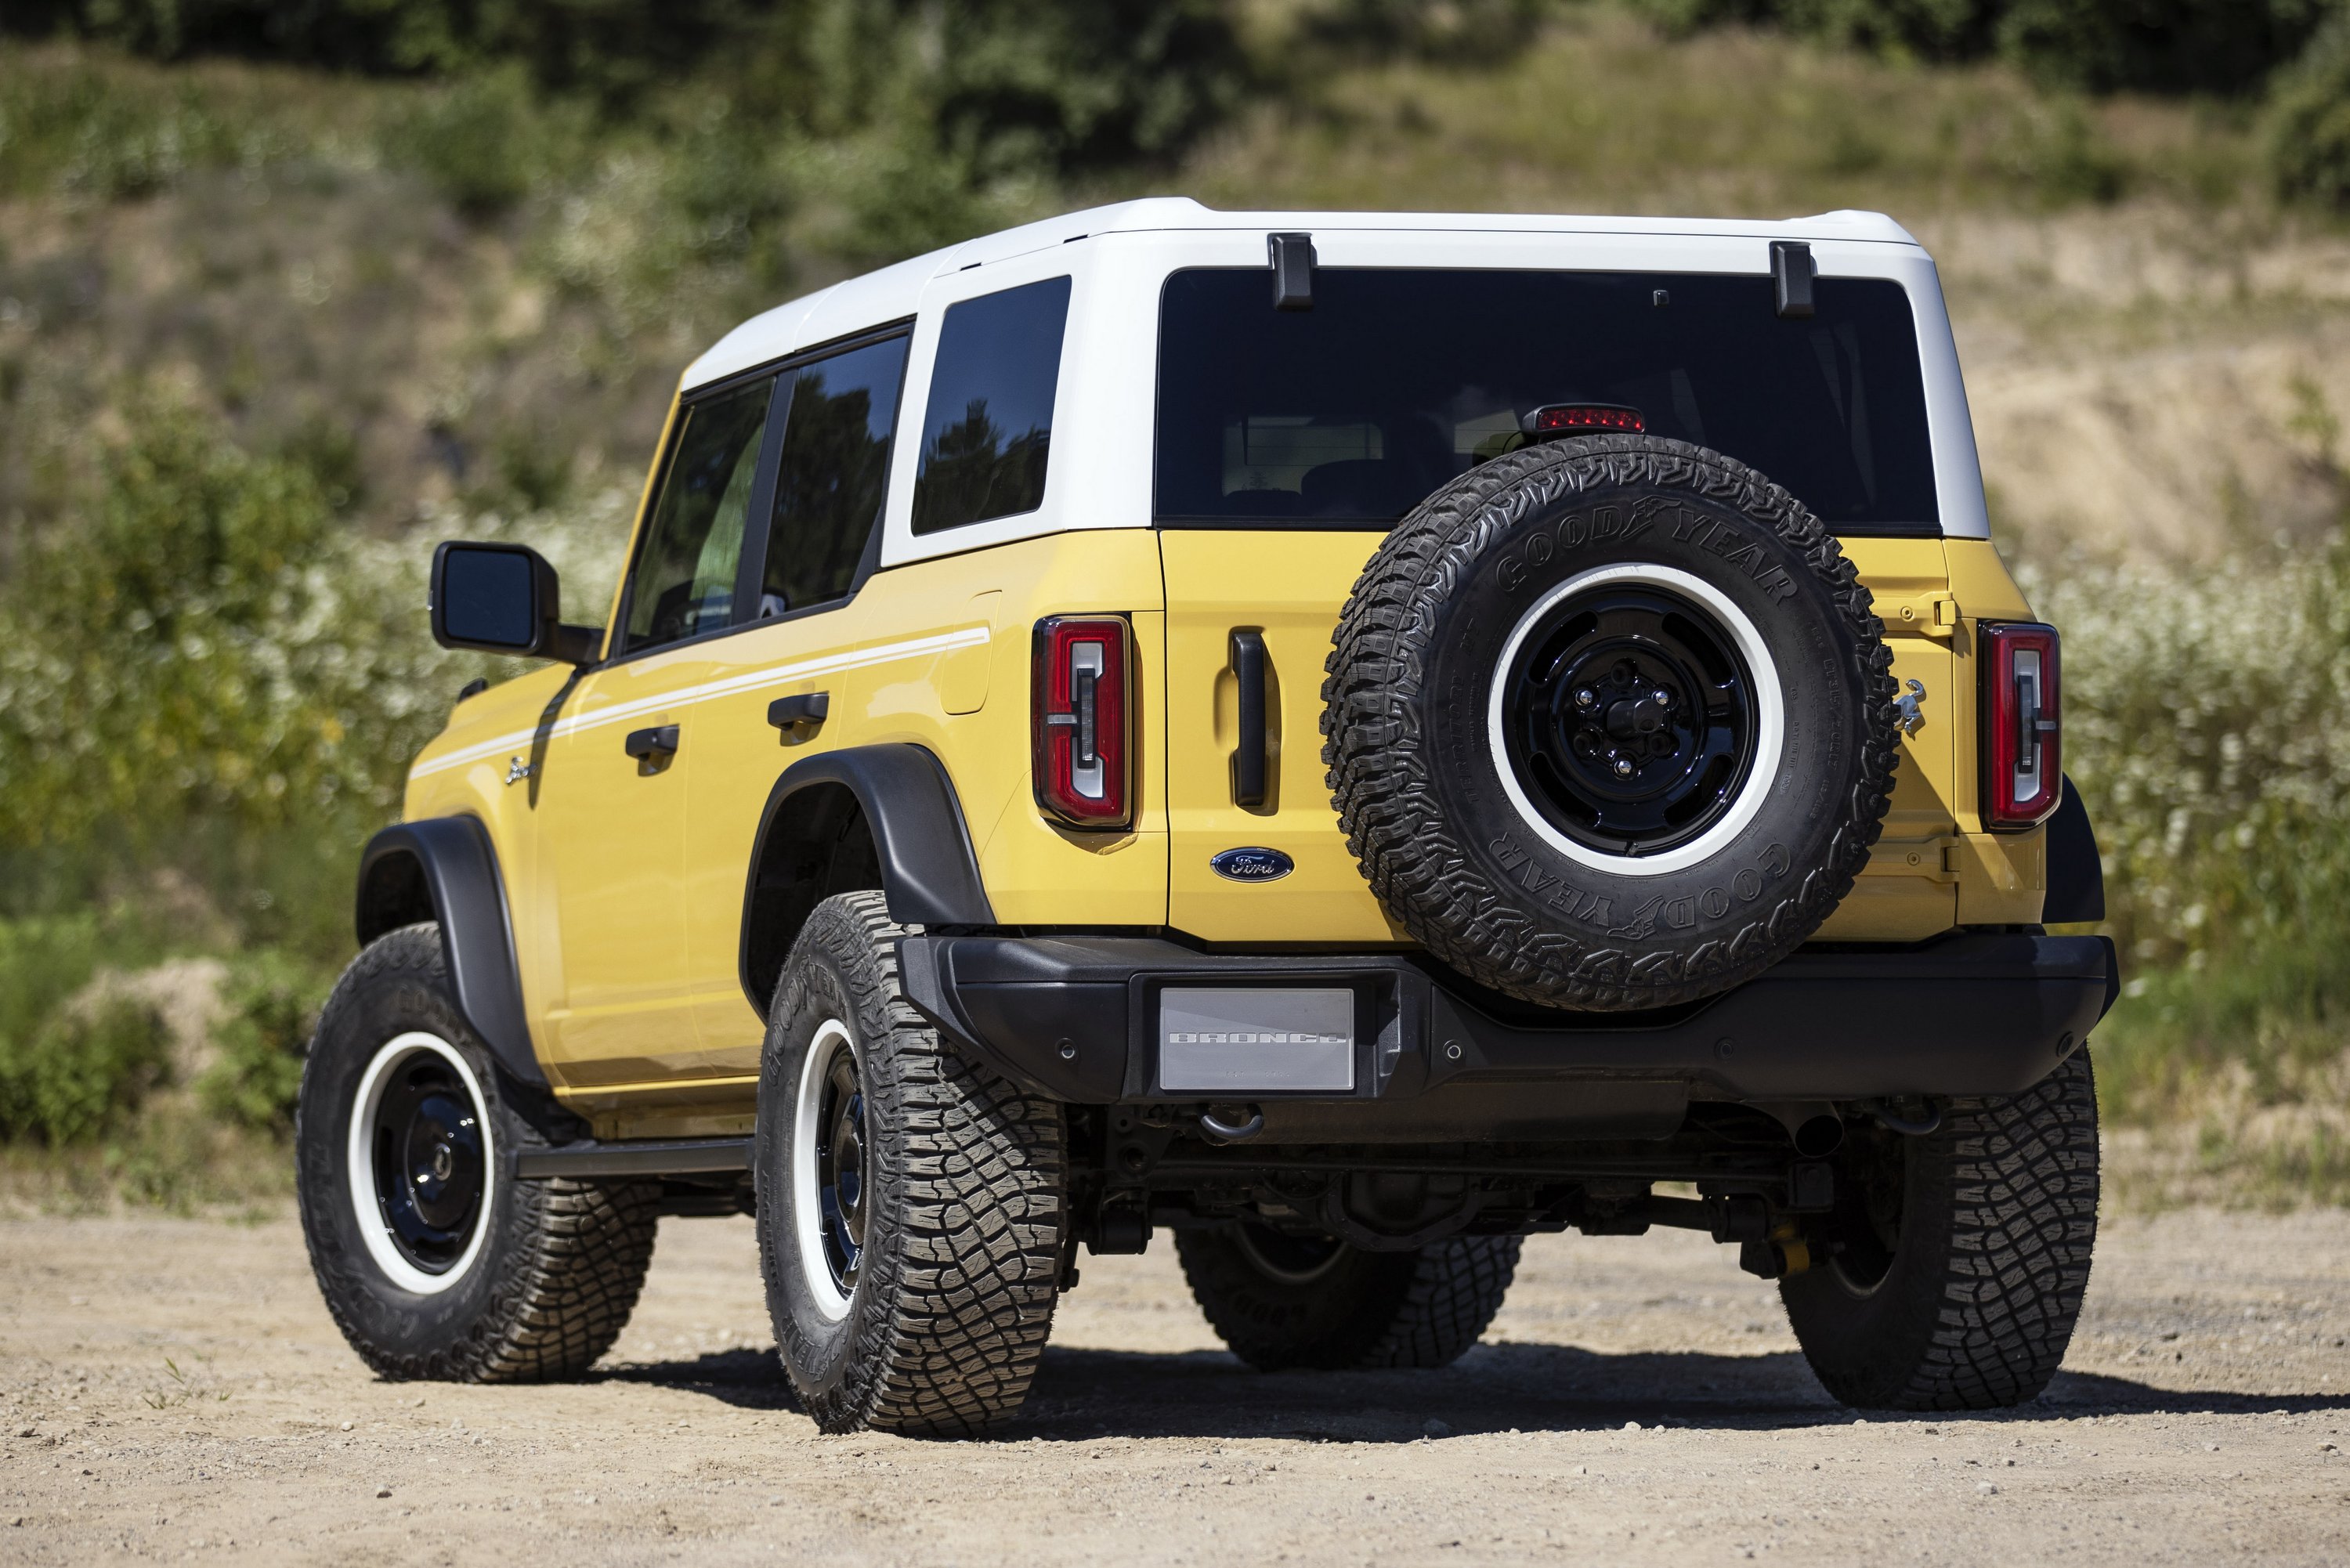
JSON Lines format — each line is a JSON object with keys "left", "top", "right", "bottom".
{"left": 409, "top": 625, "right": 988, "bottom": 781}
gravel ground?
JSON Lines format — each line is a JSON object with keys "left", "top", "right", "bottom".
{"left": 2, "top": 1205, "right": 2346, "bottom": 1566}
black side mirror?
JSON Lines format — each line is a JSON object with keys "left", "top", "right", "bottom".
{"left": 429, "top": 542, "right": 600, "bottom": 665}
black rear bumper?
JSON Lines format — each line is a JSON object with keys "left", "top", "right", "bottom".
{"left": 899, "top": 930, "right": 2117, "bottom": 1136}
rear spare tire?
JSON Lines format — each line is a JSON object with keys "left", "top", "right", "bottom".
{"left": 1323, "top": 435, "right": 1898, "bottom": 1011}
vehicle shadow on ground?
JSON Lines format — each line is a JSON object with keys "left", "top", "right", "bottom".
{"left": 598, "top": 1340, "right": 2350, "bottom": 1437}
{"left": 598, "top": 1348, "right": 798, "bottom": 1411}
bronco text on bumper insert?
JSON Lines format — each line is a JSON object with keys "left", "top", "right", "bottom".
{"left": 900, "top": 931, "right": 2117, "bottom": 1133}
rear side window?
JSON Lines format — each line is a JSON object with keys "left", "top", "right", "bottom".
{"left": 621, "top": 377, "right": 775, "bottom": 653}
{"left": 758, "top": 334, "right": 910, "bottom": 616}
{"left": 911, "top": 276, "right": 1072, "bottom": 535}
{"left": 1155, "top": 268, "right": 1939, "bottom": 533}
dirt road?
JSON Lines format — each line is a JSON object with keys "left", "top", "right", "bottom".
{"left": 3, "top": 1205, "right": 2346, "bottom": 1565}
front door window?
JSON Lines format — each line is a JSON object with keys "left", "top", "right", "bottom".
{"left": 622, "top": 378, "right": 774, "bottom": 653}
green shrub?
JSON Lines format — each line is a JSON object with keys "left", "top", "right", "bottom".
{"left": 0, "top": 914, "right": 109, "bottom": 1048}
{"left": 198, "top": 952, "right": 324, "bottom": 1133}
{"left": 2026, "top": 527, "right": 2350, "bottom": 975}
{"left": 1297, "top": 0, "right": 1554, "bottom": 61}
{"left": 1628, "top": 0, "right": 2333, "bottom": 94}
{"left": 0, "top": 993, "right": 171, "bottom": 1145}
{"left": 0, "top": 390, "right": 449, "bottom": 856}
{"left": 392, "top": 66, "right": 541, "bottom": 217}
{"left": 2267, "top": 11, "right": 2350, "bottom": 209}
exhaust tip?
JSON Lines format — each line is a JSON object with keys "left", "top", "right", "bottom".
{"left": 1793, "top": 1114, "right": 1845, "bottom": 1159}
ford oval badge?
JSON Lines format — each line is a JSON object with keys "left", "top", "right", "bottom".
{"left": 1211, "top": 847, "right": 1293, "bottom": 882}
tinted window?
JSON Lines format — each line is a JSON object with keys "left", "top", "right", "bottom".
{"left": 1155, "top": 269, "right": 1938, "bottom": 531}
{"left": 758, "top": 335, "right": 910, "bottom": 616}
{"left": 911, "top": 276, "right": 1071, "bottom": 535}
{"left": 623, "top": 378, "right": 773, "bottom": 653}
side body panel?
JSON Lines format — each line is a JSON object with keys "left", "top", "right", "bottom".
{"left": 401, "top": 660, "right": 576, "bottom": 1074}
{"left": 677, "top": 528, "right": 1170, "bottom": 1080}
{"left": 529, "top": 642, "right": 714, "bottom": 1083}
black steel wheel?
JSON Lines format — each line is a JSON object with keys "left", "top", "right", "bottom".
{"left": 811, "top": 1045, "right": 868, "bottom": 1301}
{"left": 1500, "top": 582, "right": 1760, "bottom": 858}
{"left": 366, "top": 1047, "right": 490, "bottom": 1280}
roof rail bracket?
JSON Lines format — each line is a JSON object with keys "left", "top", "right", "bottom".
{"left": 1269, "top": 232, "right": 1316, "bottom": 312}
{"left": 1772, "top": 240, "right": 1815, "bottom": 319}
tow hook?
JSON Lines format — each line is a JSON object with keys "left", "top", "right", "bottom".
{"left": 1197, "top": 1103, "right": 1265, "bottom": 1144}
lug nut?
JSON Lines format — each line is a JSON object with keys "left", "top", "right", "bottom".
{"left": 1652, "top": 688, "right": 1672, "bottom": 706}
{"left": 1612, "top": 757, "right": 1634, "bottom": 777}
{"left": 1574, "top": 688, "right": 1596, "bottom": 710}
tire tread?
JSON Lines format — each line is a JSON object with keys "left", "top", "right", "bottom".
{"left": 761, "top": 892, "right": 1065, "bottom": 1436}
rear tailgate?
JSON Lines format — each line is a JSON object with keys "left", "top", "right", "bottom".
{"left": 1161, "top": 529, "right": 1969, "bottom": 948}
{"left": 1160, "top": 529, "right": 1405, "bottom": 944}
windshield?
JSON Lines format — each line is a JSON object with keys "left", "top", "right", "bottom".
{"left": 1154, "top": 267, "right": 1939, "bottom": 533}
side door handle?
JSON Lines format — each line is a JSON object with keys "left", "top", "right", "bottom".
{"left": 768, "top": 692, "right": 830, "bottom": 736}
{"left": 1229, "top": 630, "right": 1267, "bottom": 808}
{"left": 624, "top": 724, "right": 679, "bottom": 761}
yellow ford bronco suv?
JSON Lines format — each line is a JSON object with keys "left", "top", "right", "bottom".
{"left": 295, "top": 200, "right": 2115, "bottom": 1434}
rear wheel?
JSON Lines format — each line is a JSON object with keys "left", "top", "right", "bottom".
{"left": 295, "top": 923, "right": 659, "bottom": 1382}
{"left": 1781, "top": 1049, "right": 2101, "bottom": 1410}
{"left": 755, "top": 892, "right": 1067, "bottom": 1436}
{"left": 1177, "top": 1221, "right": 1521, "bottom": 1371}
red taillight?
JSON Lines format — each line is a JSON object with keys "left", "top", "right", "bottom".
{"left": 1980, "top": 622, "right": 2061, "bottom": 831}
{"left": 1523, "top": 403, "right": 1646, "bottom": 438}
{"left": 1032, "top": 616, "right": 1132, "bottom": 829}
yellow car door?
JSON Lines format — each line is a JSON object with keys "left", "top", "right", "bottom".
{"left": 533, "top": 371, "right": 779, "bottom": 1091}
{"left": 683, "top": 331, "right": 916, "bottom": 1068}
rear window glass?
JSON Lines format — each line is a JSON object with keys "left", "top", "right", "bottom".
{"left": 912, "top": 275, "right": 1072, "bottom": 535}
{"left": 1155, "top": 268, "right": 1938, "bottom": 532}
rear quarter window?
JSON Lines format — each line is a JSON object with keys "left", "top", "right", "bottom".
{"left": 912, "top": 275, "right": 1072, "bottom": 536}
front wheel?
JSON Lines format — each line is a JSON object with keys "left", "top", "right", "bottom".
{"left": 295, "top": 923, "right": 659, "bottom": 1381}
{"left": 755, "top": 892, "right": 1067, "bottom": 1436}
{"left": 1781, "top": 1048, "right": 2101, "bottom": 1410}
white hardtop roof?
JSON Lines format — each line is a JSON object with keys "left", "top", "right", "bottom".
{"left": 681, "top": 198, "right": 1922, "bottom": 392}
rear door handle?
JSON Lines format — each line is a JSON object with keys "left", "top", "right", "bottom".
{"left": 624, "top": 724, "right": 679, "bottom": 761}
{"left": 768, "top": 692, "right": 830, "bottom": 733}
{"left": 1229, "top": 630, "right": 1267, "bottom": 808}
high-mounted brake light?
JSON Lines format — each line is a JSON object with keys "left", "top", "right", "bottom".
{"left": 1523, "top": 403, "right": 1646, "bottom": 439}
{"left": 1033, "top": 616, "right": 1132, "bottom": 829}
{"left": 1979, "top": 622, "right": 2061, "bottom": 831}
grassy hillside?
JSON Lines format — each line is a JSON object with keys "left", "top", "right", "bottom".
{"left": 2, "top": 5, "right": 2346, "bottom": 1206}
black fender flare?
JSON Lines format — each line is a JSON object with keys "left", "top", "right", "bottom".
{"left": 738, "top": 742, "right": 995, "bottom": 1015}
{"left": 2043, "top": 775, "right": 2105, "bottom": 926}
{"left": 355, "top": 817, "right": 544, "bottom": 1089}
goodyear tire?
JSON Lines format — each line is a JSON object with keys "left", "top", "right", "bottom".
{"left": 1177, "top": 1222, "right": 1521, "bottom": 1371}
{"left": 756, "top": 892, "right": 1067, "bottom": 1436}
{"left": 1323, "top": 435, "right": 1899, "bottom": 1011}
{"left": 296, "top": 923, "right": 660, "bottom": 1381}
{"left": 1782, "top": 1049, "right": 2101, "bottom": 1410}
